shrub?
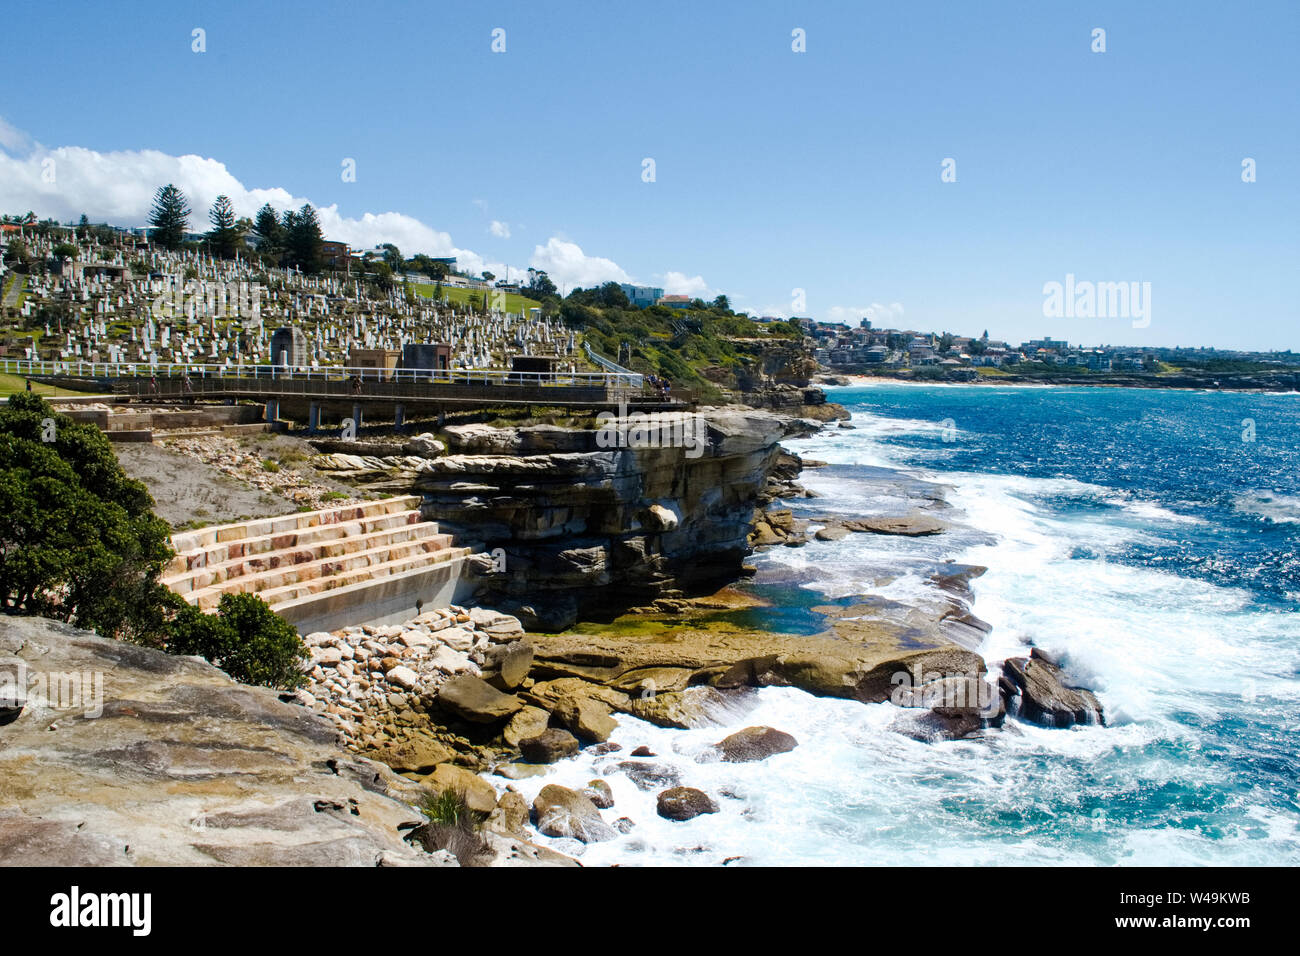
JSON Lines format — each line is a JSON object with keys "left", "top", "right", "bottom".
{"left": 166, "top": 592, "right": 308, "bottom": 689}
{"left": 0, "top": 392, "right": 174, "bottom": 644}
{"left": 410, "top": 789, "right": 491, "bottom": 865}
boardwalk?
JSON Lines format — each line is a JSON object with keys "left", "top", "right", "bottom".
{"left": 0, "top": 359, "right": 691, "bottom": 417}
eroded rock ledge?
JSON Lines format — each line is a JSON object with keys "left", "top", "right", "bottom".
{"left": 0, "top": 615, "right": 492, "bottom": 866}
{"left": 418, "top": 406, "right": 797, "bottom": 630}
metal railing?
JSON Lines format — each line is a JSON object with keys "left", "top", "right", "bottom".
{"left": 0, "top": 358, "right": 643, "bottom": 391}
{"left": 583, "top": 343, "right": 643, "bottom": 385}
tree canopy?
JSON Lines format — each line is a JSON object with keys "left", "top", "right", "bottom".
{"left": 207, "top": 194, "right": 241, "bottom": 259}
{"left": 148, "top": 184, "right": 190, "bottom": 249}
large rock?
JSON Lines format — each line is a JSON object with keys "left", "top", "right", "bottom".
{"left": 531, "top": 785, "right": 615, "bottom": 842}
{"left": 483, "top": 640, "right": 534, "bottom": 690}
{"left": 403, "top": 433, "right": 446, "bottom": 457}
{"left": 517, "top": 728, "right": 580, "bottom": 764}
{"left": 437, "top": 676, "right": 523, "bottom": 723}
{"left": 423, "top": 764, "right": 499, "bottom": 814}
{"left": 502, "top": 705, "right": 551, "bottom": 747}
{"left": 0, "top": 616, "right": 450, "bottom": 866}
{"left": 1000, "top": 650, "right": 1104, "bottom": 728}
{"left": 843, "top": 513, "right": 947, "bottom": 536}
{"left": 552, "top": 694, "right": 618, "bottom": 743}
{"left": 612, "top": 761, "right": 682, "bottom": 792}
{"left": 715, "top": 726, "right": 798, "bottom": 762}
{"left": 626, "top": 686, "right": 753, "bottom": 729}
{"left": 656, "top": 787, "right": 719, "bottom": 821}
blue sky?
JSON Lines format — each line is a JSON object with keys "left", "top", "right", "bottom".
{"left": 1, "top": 0, "right": 1297, "bottom": 349}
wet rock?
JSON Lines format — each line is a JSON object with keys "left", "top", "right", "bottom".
{"left": 613, "top": 761, "right": 682, "bottom": 792}
{"left": 1000, "top": 650, "right": 1104, "bottom": 728}
{"left": 715, "top": 726, "right": 798, "bottom": 762}
{"left": 583, "top": 779, "right": 615, "bottom": 809}
{"left": 630, "top": 745, "right": 656, "bottom": 757}
{"left": 518, "top": 728, "right": 580, "bottom": 764}
{"left": 890, "top": 709, "right": 986, "bottom": 742}
{"left": 814, "top": 525, "right": 849, "bottom": 542}
{"left": 532, "top": 785, "right": 615, "bottom": 843}
{"left": 843, "top": 514, "right": 947, "bottom": 536}
{"left": 656, "top": 787, "right": 719, "bottom": 821}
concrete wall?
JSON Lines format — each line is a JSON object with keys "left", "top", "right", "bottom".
{"left": 271, "top": 559, "right": 476, "bottom": 635}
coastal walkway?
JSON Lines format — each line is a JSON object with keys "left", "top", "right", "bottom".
{"left": 0, "top": 359, "right": 693, "bottom": 421}
{"left": 162, "top": 495, "right": 472, "bottom": 634}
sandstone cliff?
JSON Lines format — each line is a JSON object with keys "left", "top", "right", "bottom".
{"left": 417, "top": 406, "right": 793, "bottom": 629}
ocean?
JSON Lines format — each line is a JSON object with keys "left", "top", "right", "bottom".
{"left": 503, "top": 382, "right": 1300, "bottom": 866}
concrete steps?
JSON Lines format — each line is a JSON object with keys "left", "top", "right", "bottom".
{"left": 163, "top": 509, "right": 431, "bottom": 580}
{"left": 163, "top": 496, "right": 470, "bottom": 628}
{"left": 167, "top": 521, "right": 451, "bottom": 596}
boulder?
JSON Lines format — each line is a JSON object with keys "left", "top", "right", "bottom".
{"left": 644, "top": 503, "right": 679, "bottom": 531}
{"left": 1000, "top": 650, "right": 1104, "bottom": 728}
{"left": 612, "top": 761, "right": 681, "bottom": 792}
{"left": 517, "top": 728, "right": 580, "bottom": 764}
{"left": 553, "top": 694, "right": 618, "bottom": 743}
{"left": 423, "top": 764, "right": 498, "bottom": 814}
{"left": 814, "top": 525, "right": 849, "bottom": 542}
{"left": 531, "top": 785, "right": 615, "bottom": 843}
{"left": 484, "top": 641, "right": 534, "bottom": 690}
{"left": 583, "top": 779, "right": 615, "bottom": 809}
{"left": 715, "top": 726, "right": 798, "bottom": 763}
{"left": 502, "top": 705, "right": 551, "bottom": 748}
{"left": 485, "top": 790, "right": 530, "bottom": 836}
{"left": 437, "top": 676, "right": 523, "bottom": 723}
{"left": 656, "top": 787, "right": 719, "bottom": 821}
{"left": 403, "top": 433, "right": 446, "bottom": 458}
{"left": 890, "top": 709, "right": 986, "bottom": 742}
{"left": 374, "top": 736, "right": 456, "bottom": 775}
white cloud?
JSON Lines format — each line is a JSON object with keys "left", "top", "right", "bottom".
{"left": 0, "top": 117, "right": 33, "bottom": 154}
{"left": 528, "top": 237, "right": 630, "bottom": 289}
{"left": 657, "top": 271, "right": 711, "bottom": 298}
{"left": 0, "top": 118, "right": 702, "bottom": 300}
{"left": 826, "top": 301, "right": 905, "bottom": 327}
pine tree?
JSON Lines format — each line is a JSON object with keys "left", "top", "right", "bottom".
{"left": 285, "top": 203, "right": 324, "bottom": 273}
{"left": 148, "top": 184, "right": 190, "bottom": 249}
{"left": 253, "top": 203, "right": 283, "bottom": 258}
{"left": 207, "top": 194, "right": 239, "bottom": 259}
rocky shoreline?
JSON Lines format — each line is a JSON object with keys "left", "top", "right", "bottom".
{"left": 3, "top": 387, "right": 1106, "bottom": 867}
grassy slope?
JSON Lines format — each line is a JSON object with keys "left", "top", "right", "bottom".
{"left": 0, "top": 372, "right": 81, "bottom": 397}
{"left": 409, "top": 282, "right": 541, "bottom": 314}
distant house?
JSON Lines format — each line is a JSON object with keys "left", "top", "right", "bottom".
{"left": 619, "top": 284, "right": 664, "bottom": 308}
{"left": 321, "top": 240, "right": 350, "bottom": 270}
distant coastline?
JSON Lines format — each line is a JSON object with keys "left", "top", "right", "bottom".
{"left": 819, "top": 369, "right": 1300, "bottom": 394}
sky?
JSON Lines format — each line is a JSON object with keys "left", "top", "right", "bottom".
{"left": 1, "top": 0, "right": 1297, "bottom": 350}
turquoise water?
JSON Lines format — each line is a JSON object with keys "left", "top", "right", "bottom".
{"left": 504, "top": 382, "right": 1300, "bottom": 865}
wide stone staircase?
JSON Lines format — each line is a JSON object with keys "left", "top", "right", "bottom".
{"left": 163, "top": 496, "right": 472, "bottom": 633}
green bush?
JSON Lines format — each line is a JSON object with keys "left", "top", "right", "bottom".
{"left": 0, "top": 392, "right": 174, "bottom": 644}
{"left": 166, "top": 592, "right": 308, "bottom": 690}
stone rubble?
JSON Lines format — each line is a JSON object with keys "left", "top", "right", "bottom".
{"left": 295, "top": 604, "right": 526, "bottom": 753}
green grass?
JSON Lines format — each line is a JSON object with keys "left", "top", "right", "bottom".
{"left": 409, "top": 282, "right": 541, "bottom": 314}
{"left": 0, "top": 372, "right": 81, "bottom": 397}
